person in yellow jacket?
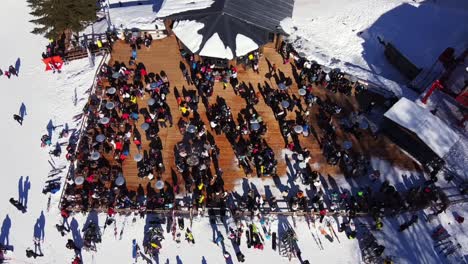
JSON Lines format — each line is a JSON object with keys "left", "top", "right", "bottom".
{"left": 96, "top": 38, "right": 103, "bottom": 48}
{"left": 185, "top": 228, "right": 195, "bottom": 244}
{"left": 130, "top": 95, "right": 137, "bottom": 104}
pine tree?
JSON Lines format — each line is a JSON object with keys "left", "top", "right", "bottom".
{"left": 27, "top": 0, "right": 98, "bottom": 39}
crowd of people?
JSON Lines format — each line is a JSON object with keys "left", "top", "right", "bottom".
{"left": 49, "top": 32, "right": 459, "bottom": 264}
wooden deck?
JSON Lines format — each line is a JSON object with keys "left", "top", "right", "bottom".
{"left": 106, "top": 36, "right": 420, "bottom": 192}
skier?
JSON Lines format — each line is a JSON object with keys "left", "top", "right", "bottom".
{"left": 185, "top": 228, "right": 195, "bottom": 244}
{"left": 66, "top": 239, "right": 80, "bottom": 253}
{"left": 25, "top": 248, "right": 43, "bottom": 258}
{"left": 8, "top": 65, "right": 17, "bottom": 76}
{"left": 9, "top": 197, "right": 26, "bottom": 212}
{"left": 399, "top": 215, "right": 418, "bottom": 232}
{"left": 13, "top": 114, "right": 23, "bottom": 125}
{"left": 72, "top": 255, "right": 82, "bottom": 264}
{"left": 41, "top": 134, "right": 52, "bottom": 147}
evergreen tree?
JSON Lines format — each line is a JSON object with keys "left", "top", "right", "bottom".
{"left": 27, "top": 0, "right": 98, "bottom": 39}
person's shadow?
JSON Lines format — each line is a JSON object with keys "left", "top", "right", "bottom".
{"left": 23, "top": 176, "right": 31, "bottom": 208}
{"left": 33, "top": 211, "right": 46, "bottom": 241}
{"left": 18, "top": 176, "right": 24, "bottom": 205}
{"left": 0, "top": 215, "right": 11, "bottom": 246}
{"left": 15, "top": 58, "right": 21, "bottom": 75}
{"left": 19, "top": 103, "right": 27, "bottom": 120}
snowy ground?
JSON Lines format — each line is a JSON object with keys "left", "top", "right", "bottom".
{"left": 281, "top": 0, "right": 468, "bottom": 98}
{"left": 1, "top": 0, "right": 467, "bottom": 264}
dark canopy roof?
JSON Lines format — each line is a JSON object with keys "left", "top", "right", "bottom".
{"left": 162, "top": 0, "right": 294, "bottom": 58}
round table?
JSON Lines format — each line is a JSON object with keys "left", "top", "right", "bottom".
{"left": 186, "top": 154, "right": 200, "bottom": 166}
{"left": 90, "top": 151, "right": 101, "bottom": 161}
{"left": 155, "top": 180, "right": 164, "bottom": 190}
{"left": 96, "top": 134, "right": 106, "bottom": 143}
{"left": 99, "top": 117, "right": 110, "bottom": 125}
{"left": 278, "top": 83, "right": 287, "bottom": 91}
{"left": 105, "top": 102, "right": 115, "bottom": 110}
{"left": 251, "top": 122, "right": 261, "bottom": 131}
{"left": 134, "top": 153, "right": 143, "bottom": 162}
{"left": 148, "top": 98, "right": 156, "bottom": 106}
{"left": 187, "top": 125, "right": 197, "bottom": 134}
{"left": 298, "top": 88, "right": 306, "bottom": 96}
{"left": 141, "top": 123, "right": 150, "bottom": 131}
{"left": 294, "top": 125, "right": 303, "bottom": 134}
{"left": 281, "top": 100, "right": 290, "bottom": 108}
{"left": 115, "top": 176, "right": 125, "bottom": 186}
{"left": 74, "top": 176, "right": 85, "bottom": 185}
{"left": 107, "top": 87, "right": 116, "bottom": 94}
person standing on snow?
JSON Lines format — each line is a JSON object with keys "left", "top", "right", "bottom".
{"left": 13, "top": 114, "right": 23, "bottom": 125}
{"left": 8, "top": 65, "right": 17, "bottom": 76}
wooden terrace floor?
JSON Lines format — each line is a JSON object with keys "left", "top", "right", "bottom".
{"left": 106, "top": 36, "right": 420, "bottom": 192}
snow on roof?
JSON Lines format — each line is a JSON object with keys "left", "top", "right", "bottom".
{"left": 281, "top": 0, "right": 468, "bottom": 98}
{"left": 172, "top": 20, "right": 205, "bottom": 53}
{"left": 156, "top": 0, "right": 214, "bottom": 18}
{"left": 384, "top": 97, "right": 460, "bottom": 157}
{"left": 199, "top": 32, "right": 233, "bottom": 59}
{"left": 109, "top": 4, "right": 164, "bottom": 30}
{"left": 236, "top": 34, "right": 258, "bottom": 57}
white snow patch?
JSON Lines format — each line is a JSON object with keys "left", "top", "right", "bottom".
{"left": 156, "top": 0, "right": 214, "bottom": 18}
{"left": 281, "top": 0, "right": 468, "bottom": 98}
{"left": 109, "top": 4, "right": 164, "bottom": 30}
{"left": 172, "top": 19, "right": 205, "bottom": 52}
{"left": 199, "top": 33, "right": 234, "bottom": 59}
{"left": 384, "top": 97, "right": 459, "bottom": 158}
{"left": 236, "top": 34, "right": 259, "bottom": 57}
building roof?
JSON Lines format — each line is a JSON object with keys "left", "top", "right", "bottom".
{"left": 160, "top": 0, "right": 294, "bottom": 58}
{"left": 384, "top": 97, "right": 460, "bottom": 158}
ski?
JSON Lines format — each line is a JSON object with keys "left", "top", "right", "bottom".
{"left": 306, "top": 213, "right": 323, "bottom": 250}
{"left": 312, "top": 215, "right": 324, "bottom": 249}
{"left": 171, "top": 210, "right": 177, "bottom": 241}
{"left": 120, "top": 217, "right": 127, "bottom": 240}
{"left": 327, "top": 219, "right": 340, "bottom": 243}
{"left": 46, "top": 194, "right": 51, "bottom": 212}
{"left": 246, "top": 229, "right": 251, "bottom": 248}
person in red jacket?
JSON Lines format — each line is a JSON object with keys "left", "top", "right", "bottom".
{"left": 72, "top": 256, "right": 82, "bottom": 264}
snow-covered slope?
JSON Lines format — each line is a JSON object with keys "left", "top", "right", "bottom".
{"left": 281, "top": 0, "right": 468, "bottom": 98}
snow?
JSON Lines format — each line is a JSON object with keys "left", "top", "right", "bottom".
{"left": 199, "top": 33, "right": 234, "bottom": 60}
{"left": 281, "top": 0, "right": 468, "bottom": 98}
{"left": 172, "top": 20, "right": 205, "bottom": 53}
{"left": 108, "top": 4, "right": 163, "bottom": 30}
{"left": 236, "top": 34, "right": 259, "bottom": 57}
{"left": 384, "top": 97, "right": 460, "bottom": 158}
{"left": 1, "top": 0, "right": 468, "bottom": 263}
{"left": 156, "top": 0, "right": 215, "bottom": 18}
